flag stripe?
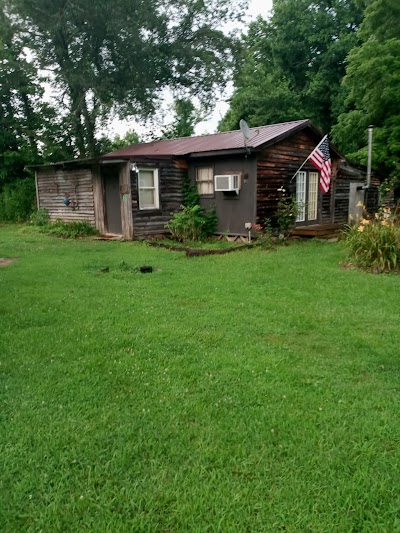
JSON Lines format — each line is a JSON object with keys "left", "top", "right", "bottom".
{"left": 308, "top": 137, "right": 331, "bottom": 193}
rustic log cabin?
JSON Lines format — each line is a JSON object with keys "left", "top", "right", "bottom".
{"left": 31, "top": 119, "right": 379, "bottom": 239}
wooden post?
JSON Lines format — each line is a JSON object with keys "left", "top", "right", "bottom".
{"left": 35, "top": 171, "right": 40, "bottom": 209}
{"left": 92, "top": 164, "right": 106, "bottom": 234}
{"left": 119, "top": 162, "right": 134, "bottom": 240}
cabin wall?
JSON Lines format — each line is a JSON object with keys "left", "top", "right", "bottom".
{"left": 189, "top": 155, "right": 257, "bottom": 235}
{"left": 334, "top": 168, "right": 380, "bottom": 224}
{"left": 36, "top": 166, "right": 96, "bottom": 224}
{"left": 130, "top": 158, "right": 187, "bottom": 239}
{"left": 256, "top": 129, "right": 340, "bottom": 226}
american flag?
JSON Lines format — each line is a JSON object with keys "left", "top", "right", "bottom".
{"left": 309, "top": 135, "right": 332, "bottom": 193}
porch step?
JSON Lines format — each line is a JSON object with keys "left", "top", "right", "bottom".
{"left": 292, "top": 224, "right": 343, "bottom": 239}
{"left": 93, "top": 233, "right": 124, "bottom": 241}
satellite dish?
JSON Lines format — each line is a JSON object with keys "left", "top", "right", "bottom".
{"left": 240, "top": 119, "right": 251, "bottom": 144}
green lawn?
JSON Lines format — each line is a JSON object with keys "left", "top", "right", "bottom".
{"left": 1, "top": 226, "right": 400, "bottom": 532}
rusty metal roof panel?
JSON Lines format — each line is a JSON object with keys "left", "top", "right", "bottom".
{"left": 102, "top": 119, "right": 311, "bottom": 159}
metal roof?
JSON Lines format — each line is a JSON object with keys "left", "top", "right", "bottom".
{"left": 102, "top": 119, "right": 311, "bottom": 159}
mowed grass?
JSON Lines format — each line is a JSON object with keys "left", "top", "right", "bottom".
{"left": 1, "top": 226, "right": 400, "bottom": 532}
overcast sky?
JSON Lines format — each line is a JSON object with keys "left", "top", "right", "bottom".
{"left": 110, "top": 0, "right": 274, "bottom": 139}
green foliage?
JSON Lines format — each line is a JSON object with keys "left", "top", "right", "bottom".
{"left": 220, "top": 1, "right": 363, "bottom": 133}
{"left": 276, "top": 195, "right": 299, "bottom": 236}
{"left": 345, "top": 212, "right": 400, "bottom": 272}
{"left": 252, "top": 221, "right": 274, "bottom": 250}
{"left": 159, "top": 98, "right": 201, "bottom": 140}
{"left": 332, "top": 0, "right": 400, "bottom": 182}
{"left": 182, "top": 176, "right": 200, "bottom": 208}
{"left": 7, "top": 0, "right": 245, "bottom": 157}
{"left": 165, "top": 205, "right": 207, "bottom": 242}
{"left": 97, "top": 130, "right": 140, "bottom": 156}
{"left": 202, "top": 208, "right": 218, "bottom": 238}
{"left": 0, "top": 178, "right": 36, "bottom": 222}
{"left": 167, "top": 176, "right": 217, "bottom": 241}
{"left": 35, "top": 220, "right": 99, "bottom": 239}
{"left": 29, "top": 208, "right": 50, "bottom": 226}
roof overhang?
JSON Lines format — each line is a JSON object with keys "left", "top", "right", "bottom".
{"left": 25, "top": 158, "right": 97, "bottom": 171}
{"left": 187, "top": 148, "right": 254, "bottom": 159}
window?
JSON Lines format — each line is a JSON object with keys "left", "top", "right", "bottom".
{"left": 296, "top": 171, "right": 306, "bottom": 222}
{"left": 308, "top": 171, "right": 318, "bottom": 221}
{"left": 296, "top": 170, "right": 319, "bottom": 223}
{"left": 138, "top": 168, "right": 159, "bottom": 210}
{"left": 196, "top": 167, "right": 213, "bottom": 195}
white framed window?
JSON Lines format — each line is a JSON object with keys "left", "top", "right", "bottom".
{"left": 296, "top": 171, "right": 306, "bottom": 222}
{"left": 308, "top": 171, "right": 318, "bottom": 221}
{"left": 196, "top": 167, "right": 214, "bottom": 195}
{"left": 138, "top": 168, "right": 159, "bottom": 210}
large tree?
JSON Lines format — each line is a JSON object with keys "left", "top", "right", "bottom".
{"left": 332, "top": 0, "right": 400, "bottom": 182}
{"left": 219, "top": 0, "right": 363, "bottom": 133}
{"left": 0, "top": 3, "right": 49, "bottom": 182}
{"left": 6, "top": 0, "right": 246, "bottom": 158}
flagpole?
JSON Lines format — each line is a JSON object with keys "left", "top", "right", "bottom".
{"left": 290, "top": 134, "right": 328, "bottom": 181}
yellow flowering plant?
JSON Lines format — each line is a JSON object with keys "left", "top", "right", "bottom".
{"left": 345, "top": 203, "right": 400, "bottom": 273}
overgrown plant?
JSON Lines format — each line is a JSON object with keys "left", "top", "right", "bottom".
{"left": 182, "top": 176, "right": 200, "bottom": 208}
{"left": 252, "top": 221, "right": 274, "bottom": 250}
{"left": 276, "top": 190, "right": 299, "bottom": 237}
{"left": 345, "top": 206, "right": 400, "bottom": 273}
{"left": 31, "top": 219, "right": 99, "bottom": 239}
{"left": 29, "top": 208, "right": 50, "bottom": 226}
{"left": 165, "top": 205, "right": 206, "bottom": 242}
{"left": 166, "top": 177, "right": 217, "bottom": 241}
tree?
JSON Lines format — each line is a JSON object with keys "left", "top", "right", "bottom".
{"left": 332, "top": 0, "right": 400, "bottom": 182}
{"left": 159, "top": 98, "right": 201, "bottom": 140}
{"left": 0, "top": 2, "right": 76, "bottom": 184}
{"left": 219, "top": 0, "right": 363, "bottom": 133}
{"left": 7, "top": 0, "right": 246, "bottom": 158}
{"left": 97, "top": 130, "right": 140, "bottom": 155}
{"left": 0, "top": 4, "right": 42, "bottom": 182}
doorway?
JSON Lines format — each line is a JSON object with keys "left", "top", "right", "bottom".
{"left": 348, "top": 182, "right": 365, "bottom": 224}
{"left": 104, "top": 170, "right": 122, "bottom": 234}
{"left": 296, "top": 170, "right": 319, "bottom": 224}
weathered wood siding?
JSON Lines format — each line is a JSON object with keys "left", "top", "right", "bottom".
{"left": 36, "top": 167, "right": 95, "bottom": 224}
{"left": 256, "top": 129, "right": 347, "bottom": 226}
{"left": 334, "top": 167, "right": 380, "bottom": 224}
{"left": 131, "top": 158, "right": 187, "bottom": 239}
{"left": 92, "top": 165, "right": 106, "bottom": 234}
{"left": 119, "top": 162, "right": 134, "bottom": 240}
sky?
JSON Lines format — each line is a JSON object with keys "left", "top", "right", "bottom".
{"left": 110, "top": 0, "right": 274, "bottom": 139}
{"left": 195, "top": 0, "right": 274, "bottom": 135}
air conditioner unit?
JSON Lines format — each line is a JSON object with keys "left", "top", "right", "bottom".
{"left": 214, "top": 174, "right": 241, "bottom": 194}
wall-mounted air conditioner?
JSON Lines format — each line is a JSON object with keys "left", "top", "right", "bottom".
{"left": 214, "top": 174, "right": 241, "bottom": 194}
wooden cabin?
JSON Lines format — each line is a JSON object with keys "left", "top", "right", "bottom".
{"left": 32, "top": 120, "right": 380, "bottom": 239}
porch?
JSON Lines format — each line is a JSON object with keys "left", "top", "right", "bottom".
{"left": 292, "top": 223, "right": 343, "bottom": 239}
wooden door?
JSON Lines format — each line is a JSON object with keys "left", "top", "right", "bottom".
{"left": 104, "top": 174, "right": 122, "bottom": 234}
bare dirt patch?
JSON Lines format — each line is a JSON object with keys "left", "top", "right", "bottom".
{"left": 0, "top": 258, "right": 17, "bottom": 267}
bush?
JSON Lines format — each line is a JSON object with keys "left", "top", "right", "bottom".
{"left": 166, "top": 205, "right": 218, "bottom": 242}
{"left": 202, "top": 208, "right": 218, "bottom": 238}
{"left": 30, "top": 208, "right": 50, "bottom": 226}
{"left": 182, "top": 176, "right": 200, "bottom": 208}
{"left": 0, "top": 178, "right": 36, "bottom": 222}
{"left": 39, "top": 219, "right": 99, "bottom": 239}
{"left": 276, "top": 194, "right": 299, "bottom": 236}
{"left": 345, "top": 210, "right": 400, "bottom": 273}
{"left": 252, "top": 220, "right": 274, "bottom": 250}
{"left": 166, "top": 205, "right": 205, "bottom": 241}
